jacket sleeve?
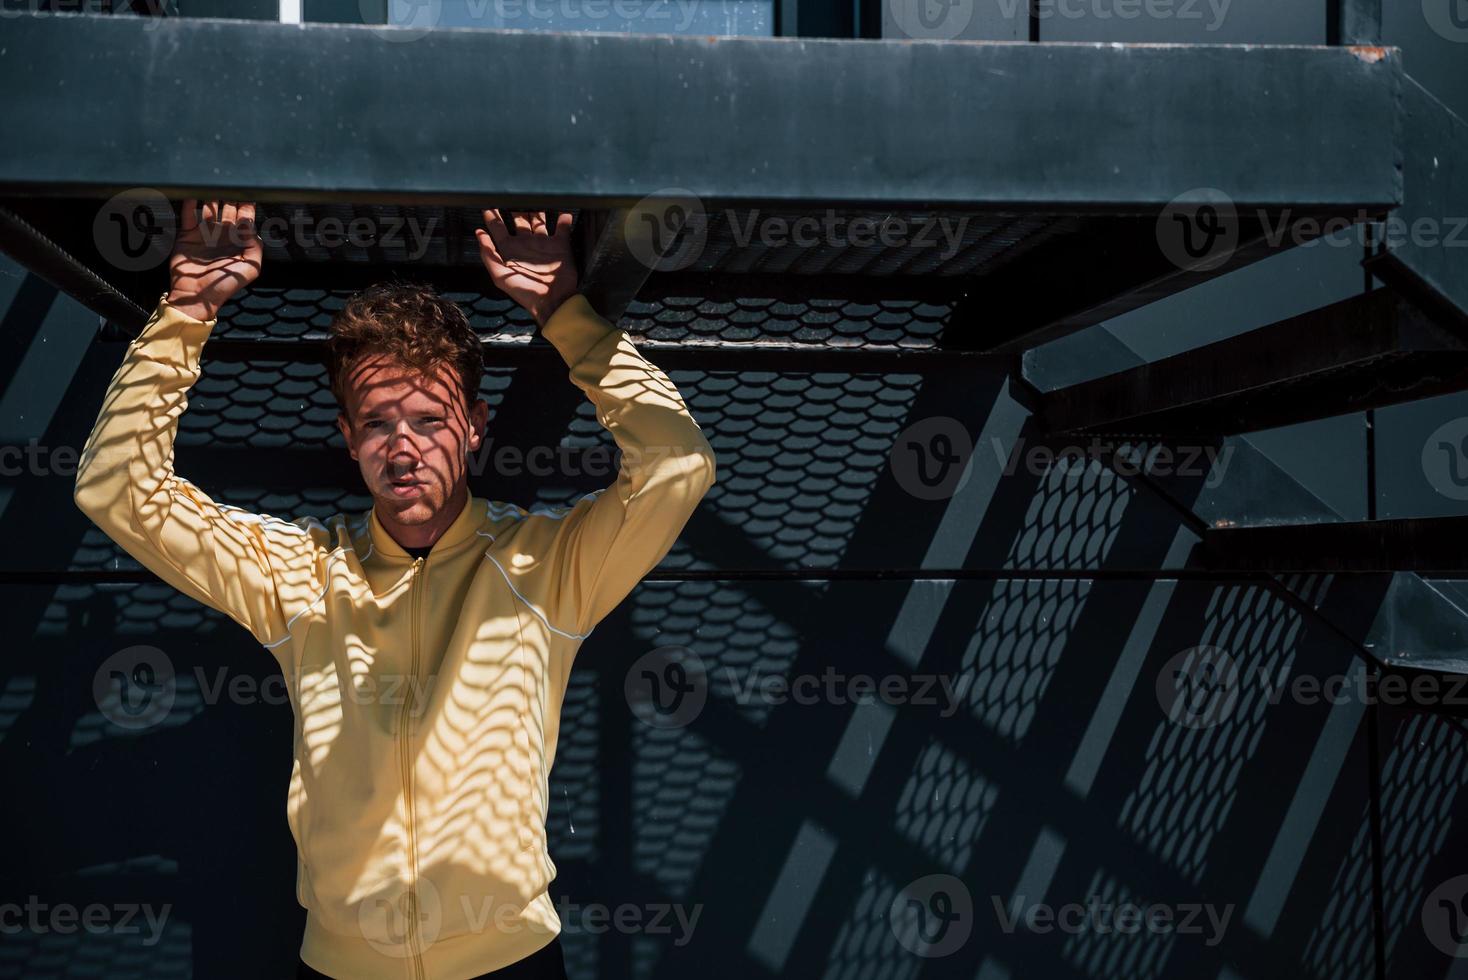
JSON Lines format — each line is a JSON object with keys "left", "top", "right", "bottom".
{"left": 528, "top": 293, "right": 717, "bottom": 639}
{"left": 73, "top": 293, "right": 323, "bottom": 651}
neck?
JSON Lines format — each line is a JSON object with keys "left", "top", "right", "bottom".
{"left": 378, "top": 484, "right": 469, "bottom": 551}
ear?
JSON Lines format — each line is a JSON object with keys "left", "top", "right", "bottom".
{"left": 468, "top": 398, "right": 489, "bottom": 451}
{"left": 336, "top": 411, "right": 357, "bottom": 461}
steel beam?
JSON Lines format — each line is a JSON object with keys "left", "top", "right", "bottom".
{"left": 1038, "top": 290, "right": 1468, "bottom": 436}
{"left": 1327, "top": 0, "right": 1382, "bottom": 46}
{"left": 0, "top": 205, "right": 148, "bottom": 327}
{"left": 1204, "top": 518, "right": 1468, "bottom": 573}
{"left": 0, "top": 13, "right": 1403, "bottom": 211}
{"left": 1366, "top": 77, "right": 1468, "bottom": 327}
{"left": 957, "top": 208, "right": 1367, "bottom": 353}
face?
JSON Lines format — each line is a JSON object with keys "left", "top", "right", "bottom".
{"left": 335, "top": 354, "right": 489, "bottom": 528}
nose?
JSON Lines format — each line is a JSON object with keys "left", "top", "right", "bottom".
{"left": 387, "top": 423, "right": 424, "bottom": 468}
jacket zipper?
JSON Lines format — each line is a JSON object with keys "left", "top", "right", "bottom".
{"left": 400, "top": 555, "right": 426, "bottom": 980}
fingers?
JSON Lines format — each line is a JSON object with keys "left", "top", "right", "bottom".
{"left": 180, "top": 198, "right": 198, "bottom": 233}
{"left": 486, "top": 209, "right": 564, "bottom": 237}
{"left": 236, "top": 202, "right": 258, "bottom": 242}
{"left": 480, "top": 209, "right": 509, "bottom": 253}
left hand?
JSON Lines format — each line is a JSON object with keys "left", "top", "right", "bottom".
{"left": 476, "top": 210, "right": 579, "bottom": 327}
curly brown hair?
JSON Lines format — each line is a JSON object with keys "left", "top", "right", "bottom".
{"left": 325, "top": 280, "right": 483, "bottom": 419}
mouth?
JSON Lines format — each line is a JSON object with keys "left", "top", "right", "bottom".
{"left": 388, "top": 478, "right": 425, "bottom": 498}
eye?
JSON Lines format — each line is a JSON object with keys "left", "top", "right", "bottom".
{"left": 364, "top": 420, "right": 386, "bottom": 430}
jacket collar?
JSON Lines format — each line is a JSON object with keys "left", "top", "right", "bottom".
{"left": 367, "top": 490, "right": 482, "bottom": 561}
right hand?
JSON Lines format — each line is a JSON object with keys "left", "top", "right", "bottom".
{"left": 166, "top": 199, "right": 263, "bottom": 322}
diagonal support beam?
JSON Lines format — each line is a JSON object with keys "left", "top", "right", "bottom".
{"left": 1204, "top": 517, "right": 1468, "bottom": 574}
{"left": 1038, "top": 290, "right": 1468, "bottom": 437}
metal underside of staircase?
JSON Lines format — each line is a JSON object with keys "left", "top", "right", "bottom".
{"left": 4, "top": 8, "right": 1468, "bottom": 682}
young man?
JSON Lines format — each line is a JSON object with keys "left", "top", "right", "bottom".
{"left": 73, "top": 201, "right": 717, "bottom": 979}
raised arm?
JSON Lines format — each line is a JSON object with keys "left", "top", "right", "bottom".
{"left": 73, "top": 200, "right": 322, "bottom": 650}
{"left": 476, "top": 210, "right": 717, "bottom": 638}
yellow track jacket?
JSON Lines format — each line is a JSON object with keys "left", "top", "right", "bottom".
{"left": 73, "top": 291, "right": 717, "bottom": 980}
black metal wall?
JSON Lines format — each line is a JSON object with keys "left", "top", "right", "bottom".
{"left": 2, "top": 3, "right": 1468, "bottom": 980}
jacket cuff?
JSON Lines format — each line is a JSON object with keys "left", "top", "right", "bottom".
{"left": 154, "top": 292, "right": 220, "bottom": 327}
{"left": 539, "top": 293, "right": 617, "bottom": 368}
{"left": 129, "top": 293, "right": 217, "bottom": 363}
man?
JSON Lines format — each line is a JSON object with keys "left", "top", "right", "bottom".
{"left": 73, "top": 200, "right": 717, "bottom": 979}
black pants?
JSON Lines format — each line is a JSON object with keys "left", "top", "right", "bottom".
{"left": 297, "top": 936, "right": 568, "bottom": 979}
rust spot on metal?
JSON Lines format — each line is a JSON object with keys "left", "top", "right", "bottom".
{"left": 1349, "top": 46, "right": 1389, "bottom": 64}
